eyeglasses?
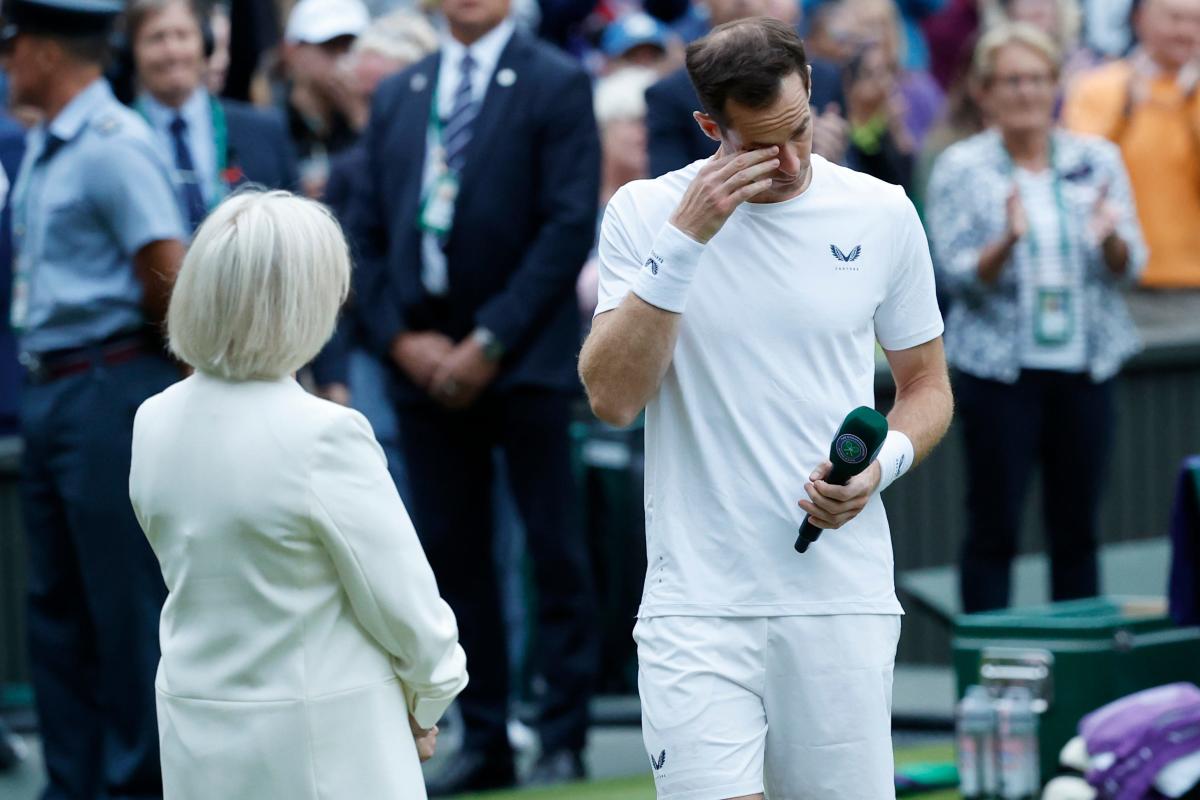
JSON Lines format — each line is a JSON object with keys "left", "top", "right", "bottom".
{"left": 992, "top": 73, "right": 1056, "bottom": 90}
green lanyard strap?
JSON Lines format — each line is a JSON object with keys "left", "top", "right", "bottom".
{"left": 210, "top": 94, "right": 228, "bottom": 183}
{"left": 1002, "top": 135, "right": 1073, "bottom": 264}
{"left": 427, "top": 71, "right": 451, "bottom": 172}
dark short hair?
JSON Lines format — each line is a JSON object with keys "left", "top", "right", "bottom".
{"left": 685, "top": 17, "right": 810, "bottom": 127}
{"left": 50, "top": 32, "right": 112, "bottom": 66}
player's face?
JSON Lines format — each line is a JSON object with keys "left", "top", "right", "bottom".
{"left": 134, "top": 1, "right": 207, "bottom": 107}
{"left": 718, "top": 70, "right": 813, "bottom": 203}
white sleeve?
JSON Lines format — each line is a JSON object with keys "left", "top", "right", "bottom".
{"left": 874, "top": 193, "right": 945, "bottom": 351}
{"left": 594, "top": 187, "right": 646, "bottom": 316}
{"left": 308, "top": 410, "right": 468, "bottom": 729}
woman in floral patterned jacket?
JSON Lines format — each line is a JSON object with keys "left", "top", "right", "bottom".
{"left": 926, "top": 22, "right": 1146, "bottom": 614}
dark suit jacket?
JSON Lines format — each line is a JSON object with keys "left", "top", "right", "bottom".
{"left": 221, "top": 98, "right": 299, "bottom": 192}
{"left": 309, "top": 143, "right": 367, "bottom": 388}
{"left": 0, "top": 114, "right": 27, "bottom": 434}
{"left": 347, "top": 29, "right": 600, "bottom": 403}
{"left": 646, "top": 59, "right": 846, "bottom": 177}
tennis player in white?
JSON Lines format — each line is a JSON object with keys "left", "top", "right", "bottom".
{"left": 579, "top": 17, "right": 954, "bottom": 800}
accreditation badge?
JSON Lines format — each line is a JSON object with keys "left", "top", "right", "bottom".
{"left": 419, "top": 169, "right": 460, "bottom": 238}
{"left": 1034, "top": 287, "right": 1073, "bottom": 346}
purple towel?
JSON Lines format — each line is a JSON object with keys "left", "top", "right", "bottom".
{"left": 1080, "top": 683, "right": 1200, "bottom": 800}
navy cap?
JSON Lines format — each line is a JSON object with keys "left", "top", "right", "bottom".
{"left": 601, "top": 12, "right": 672, "bottom": 60}
{"left": 1, "top": 0, "right": 122, "bottom": 45}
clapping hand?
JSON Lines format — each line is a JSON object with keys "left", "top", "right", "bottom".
{"left": 1132, "top": 50, "right": 1159, "bottom": 102}
{"left": 1088, "top": 183, "right": 1120, "bottom": 246}
{"left": 1089, "top": 183, "right": 1130, "bottom": 274}
{"left": 1006, "top": 185, "right": 1028, "bottom": 241}
{"left": 1180, "top": 57, "right": 1200, "bottom": 97}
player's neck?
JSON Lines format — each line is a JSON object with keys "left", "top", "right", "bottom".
{"left": 1001, "top": 128, "right": 1049, "bottom": 170}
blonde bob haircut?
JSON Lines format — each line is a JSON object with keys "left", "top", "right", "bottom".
{"left": 167, "top": 190, "right": 351, "bottom": 381}
{"left": 971, "top": 22, "right": 1062, "bottom": 86}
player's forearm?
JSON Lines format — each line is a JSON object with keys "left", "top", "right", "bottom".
{"left": 887, "top": 367, "right": 953, "bottom": 466}
{"left": 579, "top": 295, "right": 681, "bottom": 428}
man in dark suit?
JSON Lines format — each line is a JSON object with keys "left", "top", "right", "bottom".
{"left": 645, "top": 0, "right": 848, "bottom": 176}
{"left": 0, "top": 112, "right": 26, "bottom": 438}
{"left": 127, "top": 0, "right": 298, "bottom": 231}
{"left": 346, "top": 0, "right": 600, "bottom": 792}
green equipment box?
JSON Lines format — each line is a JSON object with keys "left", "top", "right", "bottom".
{"left": 953, "top": 596, "right": 1200, "bottom": 783}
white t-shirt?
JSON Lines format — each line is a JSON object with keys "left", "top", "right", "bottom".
{"left": 596, "top": 155, "right": 944, "bottom": 618}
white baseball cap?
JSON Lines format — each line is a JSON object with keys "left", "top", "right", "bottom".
{"left": 285, "top": 0, "right": 370, "bottom": 44}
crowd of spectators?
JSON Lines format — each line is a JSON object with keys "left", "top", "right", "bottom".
{"left": 0, "top": 0, "right": 1197, "bottom": 794}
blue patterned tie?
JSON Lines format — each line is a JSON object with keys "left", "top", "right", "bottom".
{"left": 169, "top": 115, "right": 206, "bottom": 231}
{"left": 443, "top": 52, "right": 478, "bottom": 174}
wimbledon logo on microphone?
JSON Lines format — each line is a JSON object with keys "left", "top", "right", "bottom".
{"left": 835, "top": 434, "right": 868, "bottom": 464}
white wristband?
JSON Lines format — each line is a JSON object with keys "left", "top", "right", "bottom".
{"left": 630, "top": 222, "right": 707, "bottom": 313}
{"left": 874, "top": 430, "right": 914, "bottom": 494}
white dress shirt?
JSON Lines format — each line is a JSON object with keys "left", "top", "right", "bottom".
{"left": 141, "top": 88, "right": 218, "bottom": 205}
{"left": 421, "top": 18, "right": 516, "bottom": 296}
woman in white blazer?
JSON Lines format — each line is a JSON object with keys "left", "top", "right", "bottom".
{"left": 129, "top": 191, "right": 468, "bottom": 800}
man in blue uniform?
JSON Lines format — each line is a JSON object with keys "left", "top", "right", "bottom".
{"left": 1, "top": 0, "right": 187, "bottom": 796}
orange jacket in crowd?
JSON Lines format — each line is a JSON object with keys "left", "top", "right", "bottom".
{"left": 1064, "top": 60, "right": 1200, "bottom": 289}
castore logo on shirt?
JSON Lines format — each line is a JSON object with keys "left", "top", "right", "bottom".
{"left": 830, "top": 244, "right": 861, "bottom": 263}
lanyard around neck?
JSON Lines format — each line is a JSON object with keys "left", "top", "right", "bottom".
{"left": 428, "top": 52, "right": 480, "bottom": 158}
{"left": 428, "top": 68, "right": 444, "bottom": 145}
{"left": 1002, "top": 135, "right": 1072, "bottom": 264}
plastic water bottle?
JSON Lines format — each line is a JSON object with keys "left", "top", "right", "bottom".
{"left": 997, "top": 686, "right": 1040, "bottom": 800}
{"left": 956, "top": 685, "right": 998, "bottom": 799}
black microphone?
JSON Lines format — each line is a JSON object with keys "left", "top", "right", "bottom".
{"left": 795, "top": 406, "right": 889, "bottom": 553}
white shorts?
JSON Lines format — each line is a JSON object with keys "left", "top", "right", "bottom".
{"left": 634, "top": 614, "right": 901, "bottom": 800}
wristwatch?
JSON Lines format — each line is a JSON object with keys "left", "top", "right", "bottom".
{"left": 471, "top": 327, "right": 506, "bottom": 362}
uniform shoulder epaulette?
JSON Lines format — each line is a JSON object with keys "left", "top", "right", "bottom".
{"left": 92, "top": 114, "right": 123, "bottom": 136}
